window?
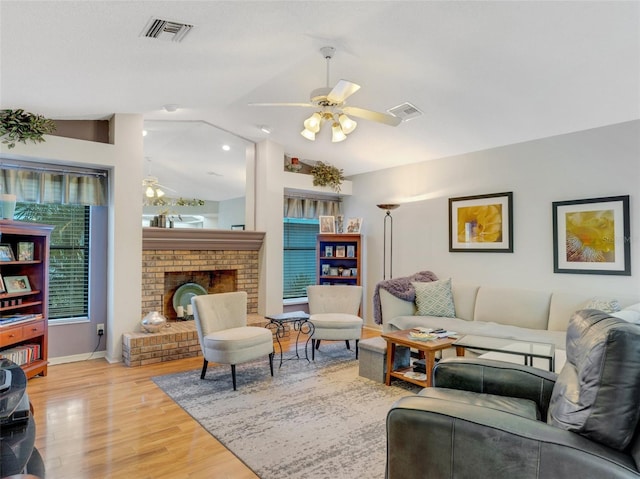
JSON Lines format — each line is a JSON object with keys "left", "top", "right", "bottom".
{"left": 14, "top": 204, "right": 90, "bottom": 320}
{"left": 283, "top": 218, "right": 318, "bottom": 299}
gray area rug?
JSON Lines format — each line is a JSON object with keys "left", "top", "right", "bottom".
{"left": 152, "top": 342, "right": 419, "bottom": 479}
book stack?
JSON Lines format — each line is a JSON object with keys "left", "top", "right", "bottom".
{"left": 0, "top": 344, "right": 41, "bottom": 366}
{"left": 0, "top": 313, "right": 42, "bottom": 326}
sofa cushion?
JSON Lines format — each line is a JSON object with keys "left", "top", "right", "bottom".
{"left": 548, "top": 309, "right": 640, "bottom": 450}
{"left": 610, "top": 309, "right": 640, "bottom": 323}
{"left": 474, "top": 287, "right": 551, "bottom": 330}
{"left": 412, "top": 279, "right": 455, "bottom": 317}
{"left": 450, "top": 282, "right": 480, "bottom": 321}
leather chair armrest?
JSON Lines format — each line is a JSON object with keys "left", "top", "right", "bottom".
{"left": 386, "top": 396, "right": 639, "bottom": 479}
{"left": 432, "top": 357, "right": 557, "bottom": 418}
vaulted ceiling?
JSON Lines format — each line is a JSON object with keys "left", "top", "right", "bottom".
{"left": 1, "top": 1, "right": 638, "bottom": 201}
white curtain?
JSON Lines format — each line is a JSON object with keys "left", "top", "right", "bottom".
{"left": 0, "top": 161, "right": 108, "bottom": 206}
{"left": 283, "top": 196, "right": 342, "bottom": 219}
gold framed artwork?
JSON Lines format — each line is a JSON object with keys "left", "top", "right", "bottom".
{"left": 449, "top": 192, "right": 513, "bottom": 252}
{"left": 552, "top": 195, "right": 630, "bottom": 275}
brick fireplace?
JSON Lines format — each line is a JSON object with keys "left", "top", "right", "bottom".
{"left": 140, "top": 228, "right": 265, "bottom": 318}
{"left": 124, "top": 228, "right": 266, "bottom": 367}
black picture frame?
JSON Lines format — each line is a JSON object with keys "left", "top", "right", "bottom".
{"left": 552, "top": 195, "right": 630, "bottom": 275}
{"left": 449, "top": 192, "right": 513, "bottom": 253}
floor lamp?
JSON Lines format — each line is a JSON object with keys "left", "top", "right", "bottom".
{"left": 377, "top": 204, "right": 400, "bottom": 280}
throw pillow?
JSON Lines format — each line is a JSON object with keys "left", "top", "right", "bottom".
{"left": 412, "top": 279, "right": 456, "bottom": 318}
{"left": 584, "top": 297, "right": 621, "bottom": 313}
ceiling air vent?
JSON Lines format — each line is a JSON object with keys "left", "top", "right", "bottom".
{"left": 387, "top": 102, "right": 423, "bottom": 122}
{"left": 141, "top": 17, "right": 194, "bottom": 42}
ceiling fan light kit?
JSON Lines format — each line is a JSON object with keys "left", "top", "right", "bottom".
{"left": 252, "top": 46, "right": 401, "bottom": 143}
{"left": 331, "top": 122, "right": 347, "bottom": 142}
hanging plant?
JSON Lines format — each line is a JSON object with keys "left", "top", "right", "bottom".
{"left": 311, "top": 161, "right": 344, "bottom": 193}
{"left": 0, "top": 109, "right": 56, "bottom": 149}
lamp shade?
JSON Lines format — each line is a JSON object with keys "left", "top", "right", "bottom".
{"left": 304, "top": 112, "right": 322, "bottom": 133}
{"left": 301, "top": 128, "right": 316, "bottom": 141}
{"left": 331, "top": 123, "right": 347, "bottom": 142}
{"left": 338, "top": 114, "right": 357, "bottom": 134}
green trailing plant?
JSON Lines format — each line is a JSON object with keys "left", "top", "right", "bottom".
{"left": 0, "top": 109, "right": 56, "bottom": 149}
{"left": 311, "top": 161, "right": 344, "bottom": 193}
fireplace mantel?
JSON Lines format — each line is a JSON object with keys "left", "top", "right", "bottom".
{"left": 142, "top": 227, "right": 265, "bottom": 251}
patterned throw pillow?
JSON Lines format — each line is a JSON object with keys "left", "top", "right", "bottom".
{"left": 584, "top": 297, "right": 621, "bottom": 313}
{"left": 412, "top": 279, "right": 456, "bottom": 318}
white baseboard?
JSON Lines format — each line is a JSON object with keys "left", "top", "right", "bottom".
{"left": 49, "top": 351, "right": 107, "bottom": 365}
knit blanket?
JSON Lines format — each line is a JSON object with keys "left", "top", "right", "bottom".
{"left": 372, "top": 271, "right": 439, "bottom": 325}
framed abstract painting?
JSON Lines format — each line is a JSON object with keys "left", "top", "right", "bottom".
{"left": 553, "top": 195, "right": 630, "bottom": 275}
{"left": 449, "top": 192, "right": 513, "bottom": 252}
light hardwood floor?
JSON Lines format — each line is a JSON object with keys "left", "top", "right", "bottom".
{"left": 26, "top": 328, "right": 380, "bottom": 479}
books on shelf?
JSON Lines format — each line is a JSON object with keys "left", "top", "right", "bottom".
{"left": 0, "top": 343, "right": 41, "bottom": 365}
{"left": 0, "top": 313, "right": 42, "bottom": 326}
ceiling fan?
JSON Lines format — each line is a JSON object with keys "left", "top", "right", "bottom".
{"left": 142, "top": 159, "right": 176, "bottom": 199}
{"left": 250, "top": 46, "right": 402, "bottom": 142}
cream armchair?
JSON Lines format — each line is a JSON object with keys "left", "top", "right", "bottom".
{"left": 307, "top": 285, "right": 363, "bottom": 360}
{"left": 191, "top": 291, "right": 274, "bottom": 390}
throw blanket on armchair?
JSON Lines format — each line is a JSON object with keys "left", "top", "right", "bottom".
{"left": 372, "top": 271, "right": 438, "bottom": 324}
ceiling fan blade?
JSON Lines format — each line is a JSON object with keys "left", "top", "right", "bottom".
{"left": 249, "top": 102, "right": 315, "bottom": 108}
{"left": 157, "top": 183, "right": 177, "bottom": 193}
{"left": 327, "top": 80, "right": 361, "bottom": 104}
{"left": 342, "top": 106, "right": 402, "bottom": 126}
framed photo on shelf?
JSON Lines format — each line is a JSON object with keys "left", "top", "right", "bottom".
{"left": 346, "top": 245, "right": 355, "bottom": 258}
{"left": 449, "top": 192, "right": 513, "bottom": 253}
{"left": 0, "top": 244, "right": 15, "bottom": 262}
{"left": 4, "top": 275, "right": 31, "bottom": 294}
{"left": 324, "top": 245, "right": 334, "bottom": 257}
{"left": 17, "top": 242, "right": 34, "bottom": 261}
{"left": 0, "top": 274, "right": 5, "bottom": 294}
{"left": 346, "top": 217, "right": 363, "bottom": 234}
{"left": 321, "top": 264, "right": 330, "bottom": 275}
{"left": 552, "top": 195, "right": 630, "bottom": 275}
{"left": 335, "top": 245, "right": 346, "bottom": 258}
{"left": 230, "top": 224, "right": 245, "bottom": 231}
{"left": 319, "top": 215, "right": 336, "bottom": 234}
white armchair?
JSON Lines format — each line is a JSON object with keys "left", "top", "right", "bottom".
{"left": 191, "top": 291, "right": 274, "bottom": 390}
{"left": 307, "top": 285, "right": 363, "bottom": 360}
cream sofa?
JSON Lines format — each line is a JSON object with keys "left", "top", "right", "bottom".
{"left": 379, "top": 281, "right": 640, "bottom": 372}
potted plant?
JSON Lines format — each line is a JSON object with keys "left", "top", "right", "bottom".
{"left": 0, "top": 109, "right": 56, "bottom": 149}
{"left": 311, "top": 161, "right": 345, "bottom": 193}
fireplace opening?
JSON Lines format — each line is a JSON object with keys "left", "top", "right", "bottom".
{"left": 163, "top": 270, "right": 237, "bottom": 320}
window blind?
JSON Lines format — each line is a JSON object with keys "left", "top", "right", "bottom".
{"left": 283, "top": 219, "right": 318, "bottom": 299}
{"left": 14, "top": 203, "right": 90, "bottom": 320}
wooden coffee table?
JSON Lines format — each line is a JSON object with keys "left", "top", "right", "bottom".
{"left": 381, "top": 329, "right": 463, "bottom": 387}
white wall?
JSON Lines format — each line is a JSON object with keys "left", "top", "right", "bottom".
{"left": 345, "top": 121, "right": 640, "bottom": 327}
{"left": 218, "top": 196, "right": 246, "bottom": 229}
{"left": 0, "top": 114, "right": 144, "bottom": 362}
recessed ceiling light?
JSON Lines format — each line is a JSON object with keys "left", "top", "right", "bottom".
{"left": 142, "top": 130, "right": 148, "bottom": 136}
{"left": 260, "top": 125, "right": 272, "bottom": 134}
{"left": 222, "top": 145, "right": 231, "bottom": 151}
{"left": 163, "top": 104, "right": 178, "bottom": 112}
